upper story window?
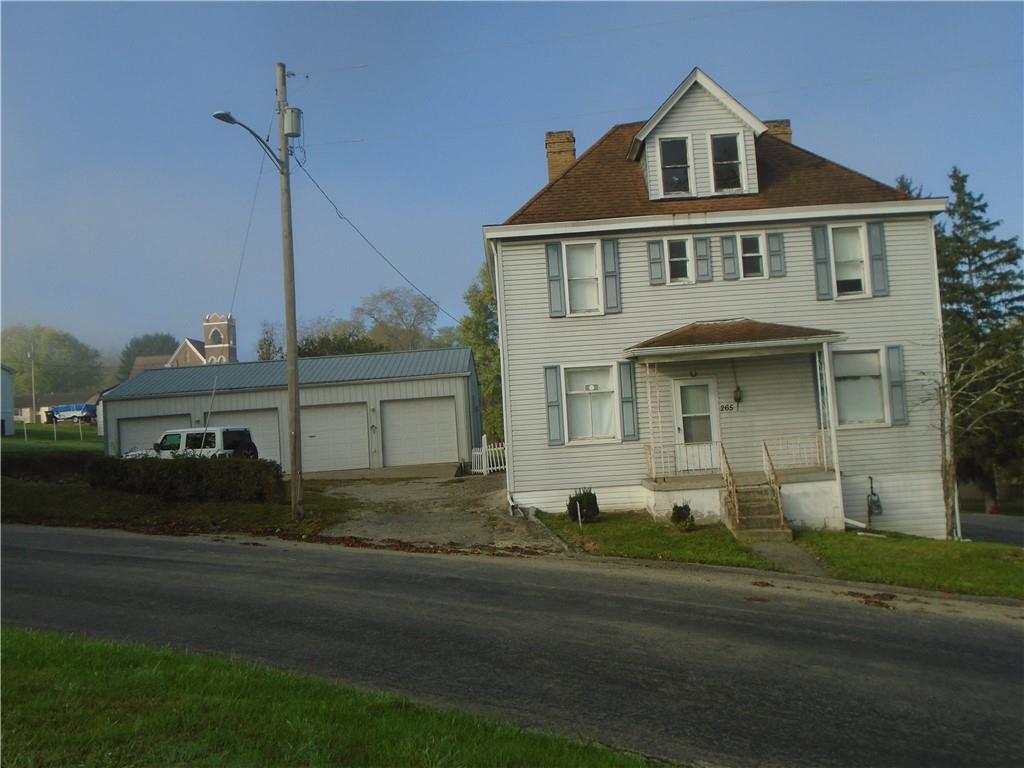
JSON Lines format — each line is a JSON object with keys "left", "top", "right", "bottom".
{"left": 565, "top": 242, "right": 601, "bottom": 314}
{"left": 739, "top": 234, "right": 765, "bottom": 278}
{"left": 667, "top": 238, "right": 693, "bottom": 282}
{"left": 832, "top": 225, "right": 869, "bottom": 296}
{"left": 710, "top": 133, "right": 743, "bottom": 192}
{"left": 658, "top": 137, "right": 693, "bottom": 196}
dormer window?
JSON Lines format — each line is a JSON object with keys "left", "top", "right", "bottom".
{"left": 658, "top": 137, "right": 694, "bottom": 196}
{"left": 711, "top": 133, "right": 743, "bottom": 192}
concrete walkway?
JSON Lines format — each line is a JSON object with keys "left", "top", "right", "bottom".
{"left": 748, "top": 540, "right": 830, "bottom": 577}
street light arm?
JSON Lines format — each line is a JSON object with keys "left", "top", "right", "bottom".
{"left": 213, "top": 112, "right": 283, "bottom": 172}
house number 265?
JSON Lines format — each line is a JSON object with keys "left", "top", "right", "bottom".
{"left": 719, "top": 403, "right": 736, "bottom": 412}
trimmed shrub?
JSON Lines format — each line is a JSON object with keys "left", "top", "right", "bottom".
{"left": 566, "top": 488, "right": 600, "bottom": 523}
{"left": 671, "top": 503, "right": 694, "bottom": 529}
{"left": 87, "top": 457, "right": 285, "bottom": 503}
{"left": 0, "top": 452, "right": 98, "bottom": 482}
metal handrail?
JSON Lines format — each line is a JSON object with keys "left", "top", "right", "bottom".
{"left": 762, "top": 441, "right": 785, "bottom": 526}
{"left": 720, "top": 443, "right": 739, "bottom": 529}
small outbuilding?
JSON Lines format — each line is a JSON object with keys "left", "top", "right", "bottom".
{"left": 101, "top": 348, "right": 482, "bottom": 474}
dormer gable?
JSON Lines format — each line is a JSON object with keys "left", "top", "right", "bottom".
{"left": 630, "top": 68, "right": 768, "bottom": 201}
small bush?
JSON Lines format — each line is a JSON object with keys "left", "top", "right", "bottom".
{"left": 671, "top": 503, "right": 694, "bottom": 529}
{"left": 87, "top": 457, "right": 285, "bottom": 503}
{"left": 0, "top": 452, "right": 98, "bottom": 482}
{"left": 567, "top": 488, "right": 600, "bottom": 523}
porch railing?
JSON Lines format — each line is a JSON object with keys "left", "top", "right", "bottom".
{"left": 674, "top": 441, "right": 722, "bottom": 473}
{"left": 720, "top": 443, "right": 739, "bottom": 530}
{"left": 762, "top": 441, "right": 785, "bottom": 527}
{"left": 763, "top": 431, "right": 831, "bottom": 471}
{"left": 470, "top": 434, "right": 506, "bottom": 475}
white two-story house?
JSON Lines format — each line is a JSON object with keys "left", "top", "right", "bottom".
{"left": 483, "top": 68, "right": 953, "bottom": 540}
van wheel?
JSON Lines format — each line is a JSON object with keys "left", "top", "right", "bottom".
{"left": 241, "top": 442, "right": 259, "bottom": 459}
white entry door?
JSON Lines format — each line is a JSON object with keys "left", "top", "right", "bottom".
{"left": 673, "top": 378, "right": 720, "bottom": 472}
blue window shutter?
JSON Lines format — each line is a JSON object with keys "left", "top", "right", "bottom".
{"left": 618, "top": 361, "right": 639, "bottom": 441}
{"left": 886, "top": 346, "right": 908, "bottom": 425}
{"left": 647, "top": 241, "right": 666, "bottom": 285}
{"left": 812, "top": 226, "right": 834, "bottom": 300}
{"left": 767, "top": 232, "right": 786, "bottom": 277}
{"left": 868, "top": 222, "right": 890, "bottom": 297}
{"left": 545, "top": 243, "right": 565, "bottom": 318}
{"left": 602, "top": 239, "right": 622, "bottom": 314}
{"left": 544, "top": 365, "right": 564, "bottom": 445}
{"left": 694, "top": 237, "right": 713, "bottom": 282}
{"left": 721, "top": 235, "right": 739, "bottom": 280}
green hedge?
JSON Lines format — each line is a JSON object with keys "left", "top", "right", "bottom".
{"left": 87, "top": 457, "right": 285, "bottom": 503}
{"left": 0, "top": 452, "right": 98, "bottom": 482}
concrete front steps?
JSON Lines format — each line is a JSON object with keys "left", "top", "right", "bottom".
{"left": 731, "top": 483, "right": 792, "bottom": 543}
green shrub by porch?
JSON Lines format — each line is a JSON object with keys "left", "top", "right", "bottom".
{"left": 567, "top": 488, "right": 600, "bottom": 523}
{"left": 87, "top": 456, "right": 285, "bottom": 503}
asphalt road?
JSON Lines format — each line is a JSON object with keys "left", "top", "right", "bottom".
{"left": 960, "top": 513, "right": 1024, "bottom": 546}
{"left": 3, "top": 525, "right": 1022, "bottom": 768}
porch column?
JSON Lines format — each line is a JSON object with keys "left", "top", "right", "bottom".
{"left": 644, "top": 361, "right": 656, "bottom": 478}
{"left": 821, "top": 342, "right": 845, "bottom": 521}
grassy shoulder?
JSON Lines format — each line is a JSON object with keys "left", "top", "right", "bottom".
{"left": 0, "top": 477, "right": 353, "bottom": 538}
{"left": 1, "top": 627, "right": 650, "bottom": 768}
{"left": 2, "top": 422, "right": 103, "bottom": 453}
{"left": 796, "top": 530, "right": 1024, "bottom": 598}
{"left": 540, "top": 511, "right": 777, "bottom": 570}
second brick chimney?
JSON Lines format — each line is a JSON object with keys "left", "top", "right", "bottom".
{"left": 545, "top": 130, "right": 576, "bottom": 181}
{"left": 764, "top": 119, "right": 792, "bottom": 143}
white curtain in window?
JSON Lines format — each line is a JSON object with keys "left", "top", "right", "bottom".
{"left": 833, "top": 227, "right": 864, "bottom": 280}
{"left": 834, "top": 352, "right": 884, "bottom": 424}
{"left": 566, "top": 367, "right": 614, "bottom": 439}
{"left": 566, "top": 244, "right": 599, "bottom": 312}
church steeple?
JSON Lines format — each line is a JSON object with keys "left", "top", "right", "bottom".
{"left": 203, "top": 313, "right": 237, "bottom": 363}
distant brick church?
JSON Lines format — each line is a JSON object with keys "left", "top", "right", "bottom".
{"left": 129, "top": 314, "right": 238, "bottom": 379}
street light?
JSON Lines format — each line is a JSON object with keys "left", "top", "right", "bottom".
{"left": 214, "top": 62, "right": 304, "bottom": 521}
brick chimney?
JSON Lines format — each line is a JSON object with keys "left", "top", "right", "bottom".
{"left": 764, "top": 119, "right": 792, "bottom": 143}
{"left": 545, "top": 130, "right": 576, "bottom": 181}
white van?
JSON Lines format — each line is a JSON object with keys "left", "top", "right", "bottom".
{"left": 123, "top": 427, "right": 258, "bottom": 460}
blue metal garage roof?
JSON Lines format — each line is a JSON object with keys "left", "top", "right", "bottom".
{"left": 104, "top": 347, "right": 475, "bottom": 401}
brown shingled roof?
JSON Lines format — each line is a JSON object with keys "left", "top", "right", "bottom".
{"left": 505, "top": 124, "right": 908, "bottom": 225}
{"left": 629, "top": 319, "right": 843, "bottom": 350}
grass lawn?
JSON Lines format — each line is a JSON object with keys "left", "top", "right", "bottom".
{"left": 2, "top": 422, "right": 103, "bottom": 453}
{"left": 0, "top": 478, "right": 354, "bottom": 538}
{"left": 540, "top": 511, "right": 777, "bottom": 570}
{"left": 1, "top": 627, "right": 650, "bottom": 768}
{"left": 796, "top": 530, "right": 1024, "bottom": 598}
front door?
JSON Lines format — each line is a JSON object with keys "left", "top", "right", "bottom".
{"left": 673, "top": 378, "right": 720, "bottom": 472}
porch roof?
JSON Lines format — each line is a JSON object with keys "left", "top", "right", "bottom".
{"left": 626, "top": 318, "right": 844, "bottom": 359}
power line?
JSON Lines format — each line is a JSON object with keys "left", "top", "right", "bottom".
{"left": 291, "top": 155, "right": 461, "bottom": 324}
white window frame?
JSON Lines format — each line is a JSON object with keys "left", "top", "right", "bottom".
{"left": 561, "top": 240, "right": 604, "bottom": 317}
{"left": 655, "top": 134, "right": 696, "bottom": 198}
{"left": 736, "top": 231, "right": 768, "bottom": 280}
{"left": 663, "top": 236, "right": 696, "bottom": 284}
{"left": 706, "top": 131, "right": 748, "bottom": 194}
{"left": 561, "top": 363, "right": 620, "bottom": 445}
{"left": 832, "top": 346, "right": 891, "bottom": 429}
{"left": 829, "top": 223, "right": 872, "bottom": 300}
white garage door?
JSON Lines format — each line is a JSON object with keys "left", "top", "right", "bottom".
{"left": 301, "top": 403, "right": 369, "bottom": 472}
{"left": 117, "top": 414, "right": 191, "bottom": 456}
{"left": 381, "top": 397, "right": 458, "bottom": 467}
{"left": 205, "top": 409, "right": 282, "bottom": 467}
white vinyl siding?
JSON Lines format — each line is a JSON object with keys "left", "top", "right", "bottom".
{"left": 497, "top": 216, "right": 946, "bottom": 535}
{"left": 644, "top": 82, "right": 758, "bottom": 199}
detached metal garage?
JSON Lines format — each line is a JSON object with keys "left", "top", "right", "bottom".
{"left": 101, "top": 348, "right": 482, "bottom": 475}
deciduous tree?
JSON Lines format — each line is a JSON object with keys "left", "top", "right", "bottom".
{"left": 458, "top": 263, "right": 503, "bottom": 439}
{"left": 1, "top": 325, "right": 103, "bottom": 397}
{"left": 117, "top": 333, "right": 178, "bottom": 380}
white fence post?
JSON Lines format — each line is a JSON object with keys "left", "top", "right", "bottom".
{"left": 481, "top": 433, "right": 489, "bottom": 475}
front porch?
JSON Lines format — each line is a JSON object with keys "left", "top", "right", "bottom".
{"left": 626, "top": 319, "right": 846, "bottom": 537}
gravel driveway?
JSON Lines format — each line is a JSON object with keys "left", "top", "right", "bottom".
{"left": 321, "top": 473, "right": 560, "bottom": 553}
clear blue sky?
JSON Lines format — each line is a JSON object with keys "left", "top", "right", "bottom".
{"left": 3, "top": 1, "right": 1022, "bottom": 358}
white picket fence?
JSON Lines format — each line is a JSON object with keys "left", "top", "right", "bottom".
{"left": 471, "top": 434, "right": 506, "bottom": 475}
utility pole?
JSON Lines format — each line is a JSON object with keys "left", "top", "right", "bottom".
{"left": 277, "top": 61, "right": 304, "bottom": 521}
{"left": 29, "top": 344, "right": 37, "bottom": 424}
